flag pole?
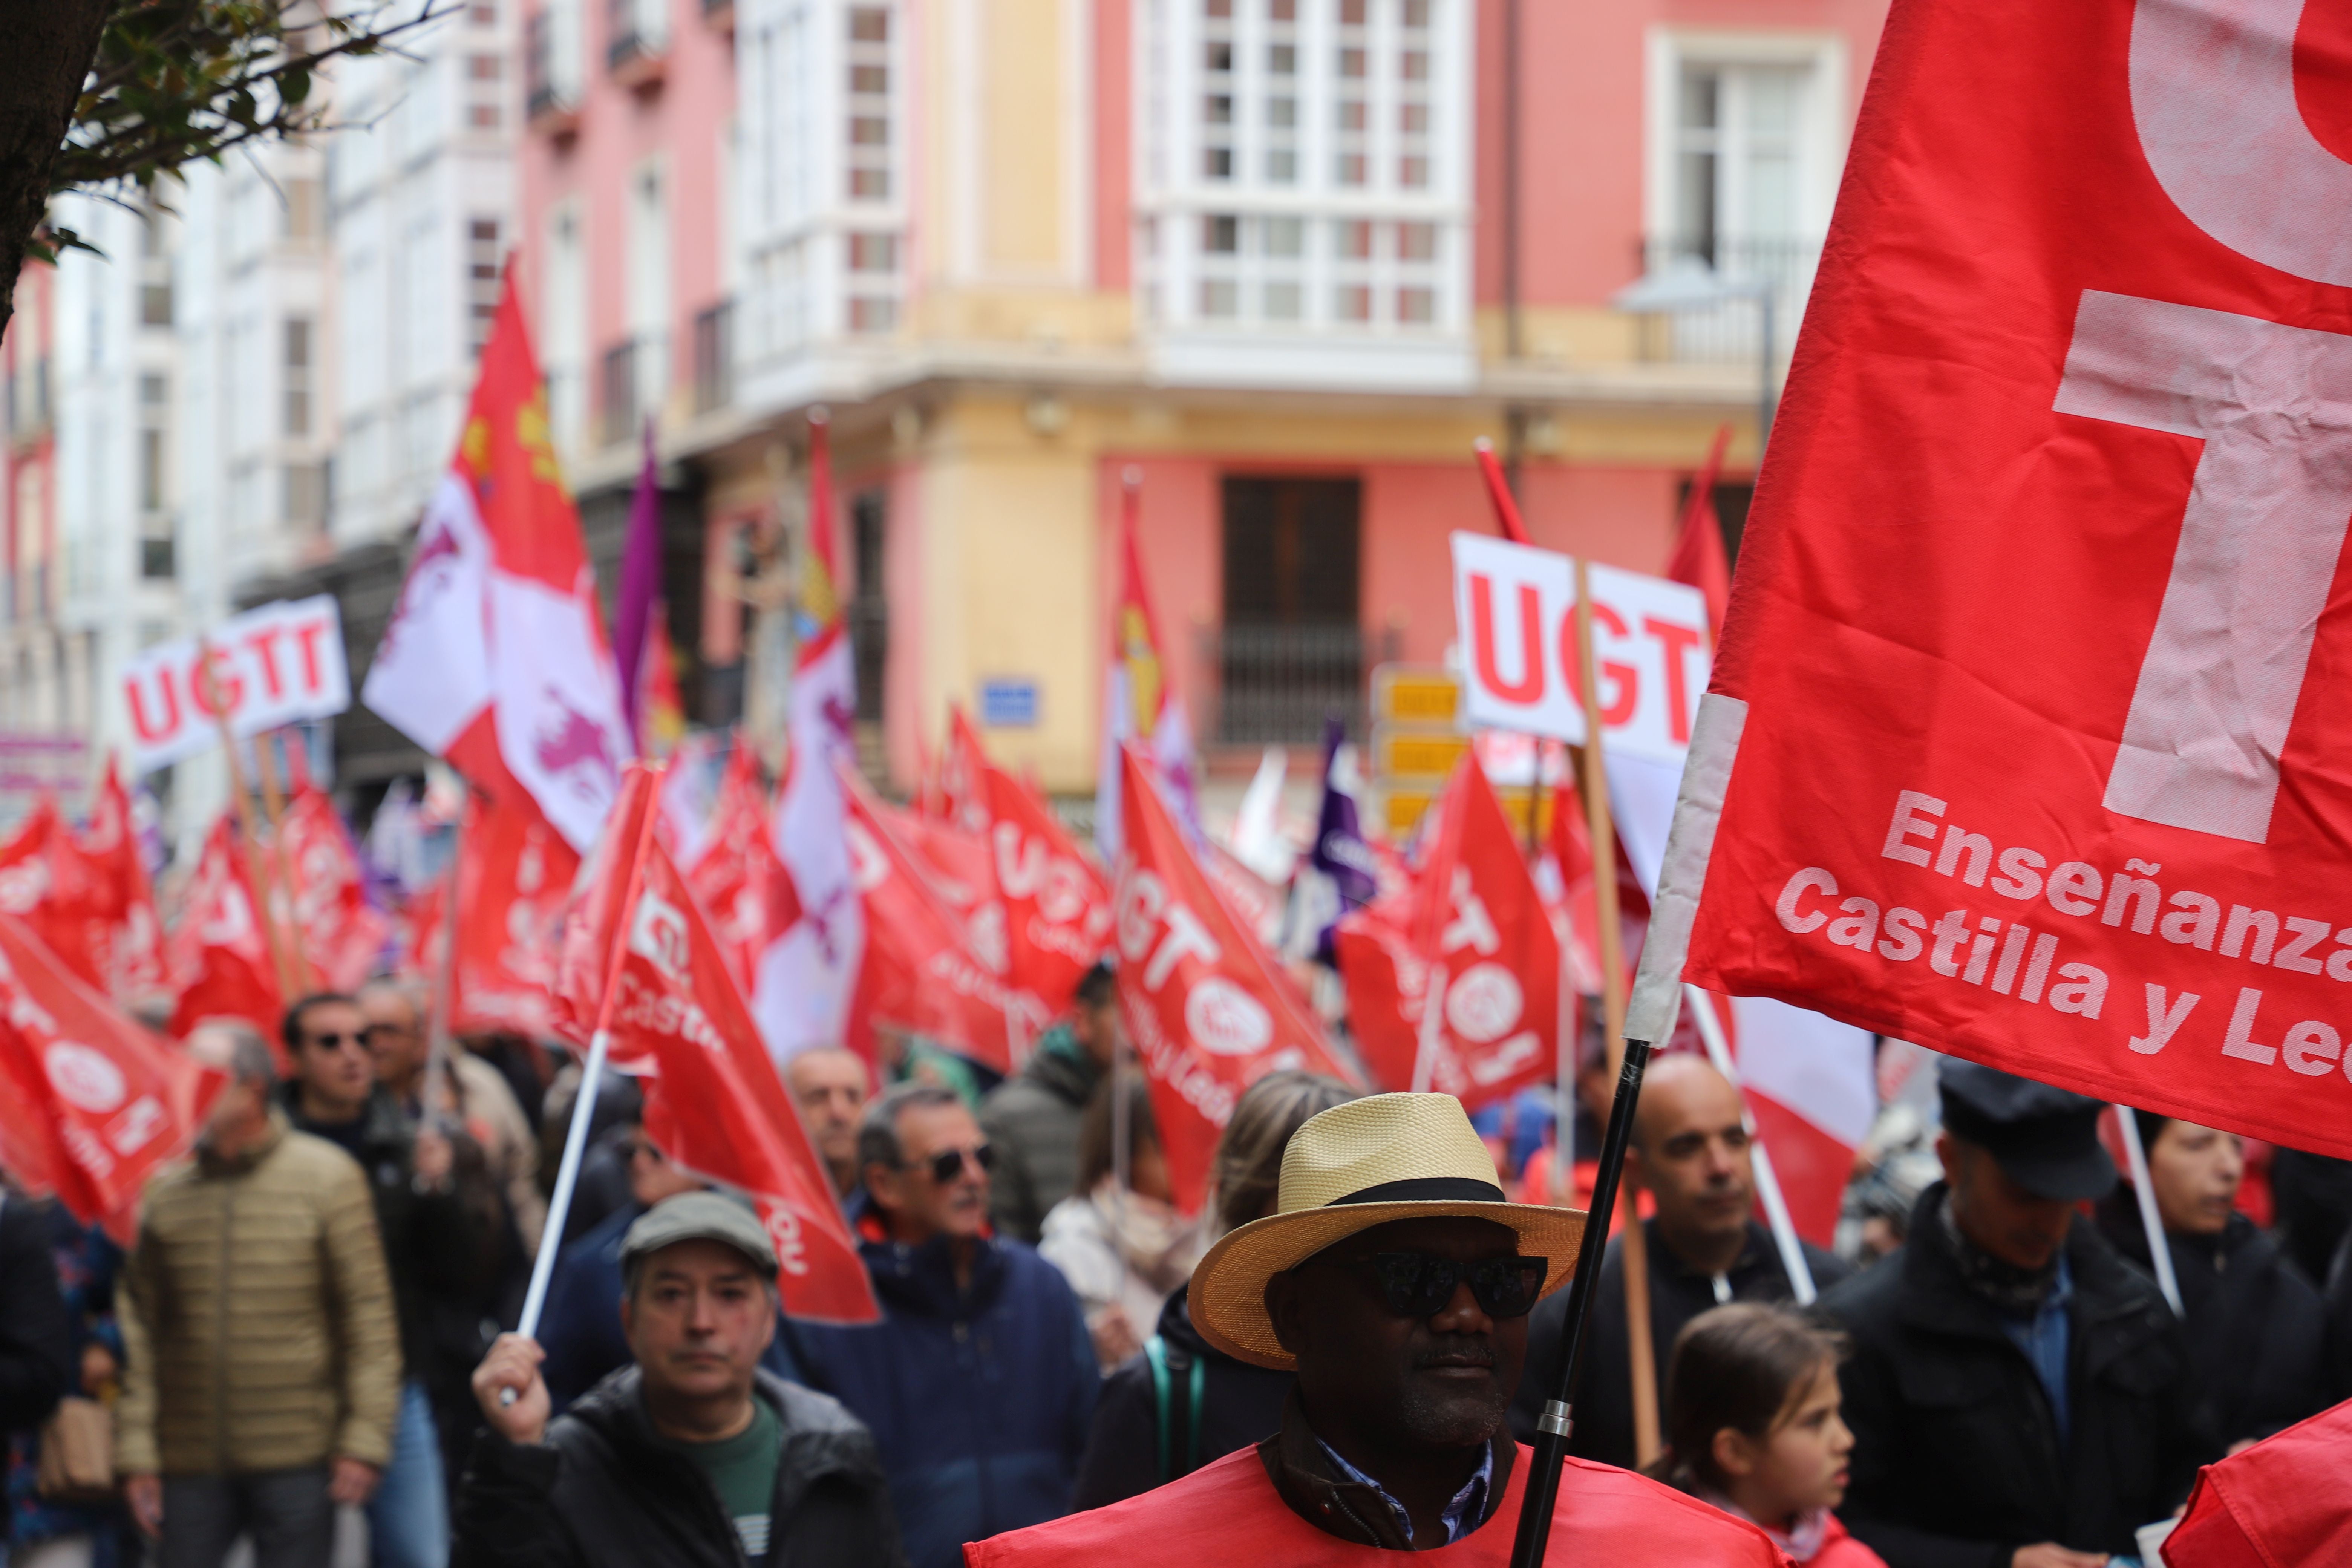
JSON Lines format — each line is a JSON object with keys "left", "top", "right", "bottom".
{"left": 513, "top": 770, "right": 666, "bottom": 1356}
{"left": 420, "top": 792, "right": 469, "bottom": 1130}
{"left": 199, "top": 642, "right": 299, "bottom": 1003}
{"left": 1509, "top": 560, "right": 1660, "bottom": 1568}
{"left": 2116, "top": 1106, "right": 2184, "bottom": 1316}
{"left": 247, "top": 730, "right": 317, "bottom": 995}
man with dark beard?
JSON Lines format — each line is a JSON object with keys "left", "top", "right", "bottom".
{"left": 965, "top": 1094, "right": 1784, "bottom": 1563}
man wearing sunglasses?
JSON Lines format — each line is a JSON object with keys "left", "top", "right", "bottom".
{"left": 777, "top": 1082, "right": 1098, "bottom": 1568}
{"left": 280, "top": 993, "right": 498, "bottom": 1568}
{"left": 966, "top": 1093, "right": 1785, "bottom": 1565}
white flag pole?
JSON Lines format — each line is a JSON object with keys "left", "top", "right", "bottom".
{"left": 1681, "top": 983, "right": 1816, "bottom": 1305}
{"left": 2116, "top": 1106, "right": 2184, "bottom": 1317}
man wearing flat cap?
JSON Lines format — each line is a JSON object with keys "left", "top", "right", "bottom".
{"left": 1821, "top": 1062, "right": 2216, "bottom": 1568}
{"left": 966, "top": 1093, "right": 1784, "bottom": 1563}
{"left": 456, "top": 1191, "right": 905, "bottom": 1567}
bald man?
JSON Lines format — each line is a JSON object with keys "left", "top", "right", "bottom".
{"left": 786, "top": 1048, "right": 871, "bottom": 1199}
{"left": 1508, "top": 1054, "right": 1849, "bottom": 1470}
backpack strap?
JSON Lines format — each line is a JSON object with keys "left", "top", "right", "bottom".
{"left": 1144, "top": 1335, "right": 1175, "bottom": 1485}
{"left": 1181, "top": 1342, "right": 1206, "bottom": 1476}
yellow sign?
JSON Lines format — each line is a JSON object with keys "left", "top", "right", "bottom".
{"left": 1371, "top": 665, "right": 1461, "bottom": 726}
{"left": 1381, "top": 783, "right": 1555, "bottom": 842}
{"left": 1372, "top": 725, "right": 1470, "bottom": 781}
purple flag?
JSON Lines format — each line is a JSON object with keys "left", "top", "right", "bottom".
{"left": 613, "top": 418, "right": 661, "bottom": 756}
{"left": 1307, "top": 715, "right": 1377, "bottom": 961}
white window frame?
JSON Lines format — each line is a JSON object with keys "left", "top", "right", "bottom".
{"left": 1134, "top": 0, "right": 1475, "bottom": 390}
{"left": 1642, "top": 29, "right": 1847, "bottom": 254}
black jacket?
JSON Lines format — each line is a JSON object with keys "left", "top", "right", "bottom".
{"left": 286, "top": 1084, "right": 502, "bottom": 1384}
{"left": 453, "top": 1366, "right": 905, "bottom": 1568}
{"left": 977, "top": 1033, "right": 1101, "bottom": 1246}
{"left": 0, "top": 1191, "right": 70, "bottom": 1433}
{"left": 1508, "top": 1217, "right": 1849, "bottom": 1468}
{"left": 1072, "top": 1284, "right": 1294, "bottom": 1509}
{"left": 1822, "top": 1185, "right": 2214, "bottom": 1568}
{"left": 2098, "top": 1202, "right": 2328, "bottom": 1446}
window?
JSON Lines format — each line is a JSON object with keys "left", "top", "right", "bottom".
{"left": 846, "top": 6, "right": 894, "bottom": 202}
{"left": 849, "top": 490, "right": 887, "bottom": 724}
{"left": 468, "top": 219, "right": 502, "bottom": 356}
{"left": 1647, "top": 35, "right": 1841, "bottom": 362}
{"left": 284, "top": 464, "right": 326, "bottom": 527}
{"left": 470, "top": 102, "right": 501, "bottom": 128}
{"left": 847, "top": 233, "right": 897, "bottom": 271}
{"left": 140, "top": 283, "right": 173, "bottom": 328}
{"left": 470, "top": 2, "right": 497, "bottom": 21}
{"left": 1219, "top": 477, "right": 1364, "bottom": 743}
{"left": 140, "top": 430, "right": 166, "bottom": 513}
{"left": 283, "top": 177, "right": 323, "bottom": 241}
{"left": 283, "top": 317, "right": 312, "bottom": 437}
{"left": 469, "top": 54, "right": 502, "bottom": 80}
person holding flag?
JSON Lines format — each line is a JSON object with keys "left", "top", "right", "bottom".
{"left": 967, "top": 1094, "right": 1782, "bottom": 1566}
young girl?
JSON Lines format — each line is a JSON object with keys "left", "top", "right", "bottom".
{"left": 1652, "top": 1302, "right": 1886, "bottom": 1567}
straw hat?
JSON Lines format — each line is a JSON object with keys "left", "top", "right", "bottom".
{"left": 1188, "top": 1093, "right": 1585, "bottom": 1370}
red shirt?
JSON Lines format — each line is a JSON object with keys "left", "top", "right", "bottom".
{"left": 965, "top": 1444, "right": 1791, "bottom": 1566}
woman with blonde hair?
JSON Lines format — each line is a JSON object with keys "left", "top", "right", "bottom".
{"left": 1067, "top": 1070, "right": 1356, "bottom": 1507}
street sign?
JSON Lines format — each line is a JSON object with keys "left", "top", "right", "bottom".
{"left": 121, "top": 597, "right": 351, "bottom": 774}
{"left": 978, "top": 677, "right": 1041, "bottom": 728}
{"left": 1371, "top": 664, "right": 1461, "bottom": 726}
{"left": 1370, "top": 724, "right": 1470, "bottom": 781}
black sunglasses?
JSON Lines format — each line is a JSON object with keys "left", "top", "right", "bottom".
{"left": 303, "top": 1031, "right": 368, "bottom": 1054}
{"left": 1345, "top": 1252, "right": 1550, "bottom": 1320}
{"left": 910, "top": 1144, "right": 994, "bottom": 1184}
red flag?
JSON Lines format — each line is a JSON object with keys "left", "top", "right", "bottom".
{"left": 281, "top": 787, "right": 393, "bottom": 994}
{"left": 361, "top": 271, "right": 629, "bottom": 854}
{"left": 1645, "top": 0, "right": 2352, "bottom": 1160}
{"left": 79, "top": 760, "right": 167, "bottom": 1003}
{"left": 446, "top": 789, "right": 580, "bottom": 1040}
{"left": 946, "top": 708, "right": 1113, "bottom": 1013}
{"left": 581, "top": 766, "right": 878, "bottom": 1321}
{"left": 684, "top": 742, "right": 799, "bottom": 994}
{"left": 166, "top": 817, "right": 285, "bottom": 1046}
{"left": 842, "top": 773, "right": 1049, "bottom": 1074}
{"left": 1664, "top": 425, "right": 1733, "bottom": 638}
{"left": 1113, "top": 744, "right": 1355, "bottom": 1212}
{"left": 0, "top": 915, "right": 222, "bottom": 1226}
{"left": 1346, "top": 759, "right": 1559, "bottom": 1111}
{"left": 2163, "top": 1398, "right": 2352, "bottom": 1567}
{"left": 0, "top": 803, "right": 115, "bottom": 991}
{"left": 1333, "top": 891, "right": 1430, "bottom": 1093}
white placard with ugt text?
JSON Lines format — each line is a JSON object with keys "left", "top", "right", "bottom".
{"left": 1449, "top": 533, "right": 1709, "bottom": 764}
{"left": 121, "top": 597, "right": 351, "bottom": 773}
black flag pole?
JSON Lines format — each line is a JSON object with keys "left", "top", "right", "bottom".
{"left": 1506, "top": 1036, "right": 1652, "bottom": 1568}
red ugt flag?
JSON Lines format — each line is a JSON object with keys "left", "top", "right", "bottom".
{"left": 947, "top": 707, "right": 1112, "bottom": 1014}
{"left": 577, "top": 767, "right": 877, "bottom": 1323}
{"left": 0, "top": 915, "right": 222, "bottom": 1226}
{"left": 1643, "top": 0, "right": 2352, "bottom": 1158}
{"left": 80, "top": 760, "right": 167, "bottom": 1004}
{"left": 685, "top": 741, "right": 798, "bottom": 995}
{"left": 282, "top": 787, "right": 393, "bottom": 994}
{"left": 1341, "top": 759, "right": 1558, "bottom": 1112}
{"left": 1114, "top": 745, "right": 1355, "bottom": 1213}
{"left": 165, "top": 817, "right": 283, "bottom": 1047}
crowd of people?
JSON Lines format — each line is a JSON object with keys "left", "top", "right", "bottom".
{"left": 2, "top": 961, "right": 2349, "bottom": 1566}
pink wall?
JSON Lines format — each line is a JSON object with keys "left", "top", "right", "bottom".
{"left": 1472, "top": 0, "right": 1890, "bottom": 309}
{"left": 1095, "top": 452, "right": 1686, "bottom": 694}
{"left": 518, "top": 0, "right": 737, "bottom": 403}
{"left": 1093, "top": 0, "right": 1133, "bottom": 291}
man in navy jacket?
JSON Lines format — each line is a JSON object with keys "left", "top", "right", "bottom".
{"left": 781, "top": 1082, "right": 1098, "bottom": 1568}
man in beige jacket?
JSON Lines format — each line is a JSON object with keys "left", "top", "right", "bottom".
{"left": 117, "top": 1020, "right": 400, "bottom": 1568}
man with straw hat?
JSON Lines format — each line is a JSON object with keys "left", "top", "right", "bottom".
{"left": 965, "top": 1094, "right": 1785, "bottom": 1564}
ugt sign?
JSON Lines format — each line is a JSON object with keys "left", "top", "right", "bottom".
{"left": 121, "top": 597, "right": 350, "bottom": 774}
{"left": 1450, "top": 533, "right": 1709, "bottom": 765}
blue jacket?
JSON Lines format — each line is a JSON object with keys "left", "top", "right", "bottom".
{"left": 536, "top": 1202, "right": 801, "bottom": 1413}
{"left": 779, "top": 1197, "right": 1098, "bottom": 1568}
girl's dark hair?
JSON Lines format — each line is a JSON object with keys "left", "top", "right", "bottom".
{"left": 1651, "top": 1302, "right": 1848, "bottom": 1494}
{"left": 1077, "top": 1074, "right": 1161, "bottom": 1194}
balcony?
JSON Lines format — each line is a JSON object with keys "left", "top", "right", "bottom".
{"left": 524, "top": 12, "right": 580, "bottom": 131}
{"left": 1201, "top": 623, "right": 1397, "bottom": 747}
{"left": 692, "top": 300, "right": 732, "bottom": 415}
{"left": 607, "top": 0, "right": 668, "bottom": 85}
{"left": 1632, "top": 235, "right": 1821, "bottom": 364}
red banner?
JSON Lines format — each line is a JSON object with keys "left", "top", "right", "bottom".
{"left": 0, "top": 914, "right": 223, "bottom": 1224}
{"left": 946, "top": 707, "right": 1111, "bottom": 1013}
{"left": 841, "top": 773, "right": 1048, "bottom": 1074}
{"left": 444, "top": 791, "right": 578, "bottom": 1040}
{"left": 80, "top": 760, "right": 167, "bottom": 1003}
{"left": 578, "top": 767, "right": 877, "bottom": 1322}
{"left": 684, "top": 743, "right": 798, "bottom": 993}
{"left": 165, "top": 817, "right": 284, "bottom": 1046}
{"left": 1113, "top": 745, "right": 1354, "bottom": 1212}
{"left": 281, "top": 787, "right": 393, "bottom": 994}
{"left": 1645, "top": 0, "right": 2352, "bottom": 1158}
{"left": 1338, "top": 761, "right": 1560, "bottom": 1111}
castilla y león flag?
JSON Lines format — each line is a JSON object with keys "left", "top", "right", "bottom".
{"left": 361, "top": 270, "right": 629, "bottom": 855}
{"left": 1635, "top": 0, "right": 2352, "bottom": 1159}
{"left": 1113, "top": 745, "right": 1356, "bottom": 1212}
{"left": 563, "top": 766, "right": 877, "bottom": 1323}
